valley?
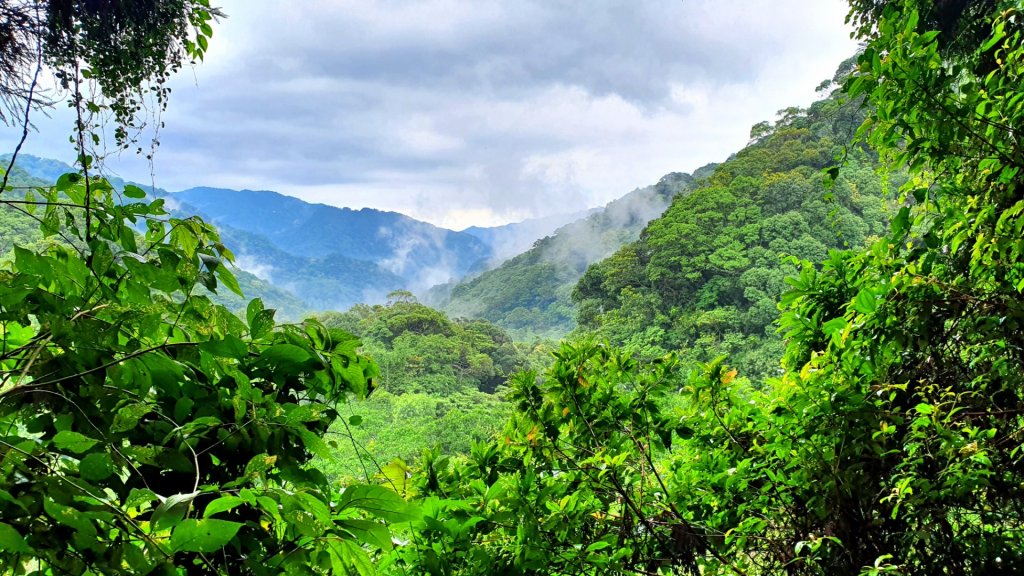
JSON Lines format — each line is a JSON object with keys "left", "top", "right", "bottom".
{"left": 2, "top": 1, "right": 1022, "bottom": 574}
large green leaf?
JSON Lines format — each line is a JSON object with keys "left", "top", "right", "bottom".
{"left": 170, "top": 519, "right": 241, "bottom": 553}
{"left": 79, "top": 452, "right": 115, "bottom": 481}
{"left": 0, "top": 522, "right": 32, "bottom": 553}
{"left": 337, "top": 485, "right": 418, "bottom": 523}
{"left": 203, "top": 495, "right": 246, "bottom": 518}
{"left": 52, "top": 431, "right": 99, "bottom": 454}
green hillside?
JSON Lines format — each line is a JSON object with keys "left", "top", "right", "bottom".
{"left": 430, "top": 171, "right": 706, "bottom": 339}
{"left": 6, "top": 1, "right": 1024, "bottom": 573}
{"left": 313, "top": 293, "right": 543, "bottom": 478}
{"left": 573, "top": 81, "right": 897, "bottom": 377}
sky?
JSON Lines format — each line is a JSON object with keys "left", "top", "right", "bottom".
{"left": 3, "top": 0, "right": 860, "bottom": 230}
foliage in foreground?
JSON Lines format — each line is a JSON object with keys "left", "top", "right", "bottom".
{"left": 391, "top": 2, "right": 1024, "bottom": 574}
{"left": 0, "top": 174, "right": 414, "bottom": 574}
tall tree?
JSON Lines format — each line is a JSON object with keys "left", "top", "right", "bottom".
{"left": 0, "top": 3, "right": 416, "bottom": 575}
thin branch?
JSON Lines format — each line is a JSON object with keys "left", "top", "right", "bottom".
{"left": 0, "top": 1, "right": 44, "bottom": 196}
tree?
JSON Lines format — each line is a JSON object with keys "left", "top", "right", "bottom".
{"left": 0, "top": 3, "right": 417, "bottom": 574}
{"left": 396, "top": 1, "right": 1024, "bottom": 574}
{"left": 1, "top": 0, "right": 220, "bottom": 182}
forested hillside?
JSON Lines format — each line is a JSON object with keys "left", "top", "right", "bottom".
{"left": 574, "top": 79, "right": 895, "bottom": 377}
{"left": 430, "top": 170, "right": 707, "bottom": 339}
{"left": 312, "top": 294, "right": 545, "bottom": 478}
{"left": 4, "top": 1, "right": 1024, "bottom": 575}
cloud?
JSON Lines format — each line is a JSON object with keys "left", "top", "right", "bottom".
{"left": 234, "top": 253, "right": 275, "bottom": 283}
{"left": 3, "top": 0, "right": 860, "bottom": 229}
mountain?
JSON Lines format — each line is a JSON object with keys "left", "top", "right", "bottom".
{"left": 171, "top": 187, "right": 492, "bottom": 294}
{"left": 0, "top": 154, "right": 76, "bottom": 183}
{"left": 207, "top": 223, "right": 407, "bottom": 311}
{"left": 427, "top": 170, "right": 709, "bottom": 339}
{"left": 461, "top": 209, "right": 599, "bottom": 265}
{"left": 572, "top": 84, "right": 896, "bottom": 377}
{"left": 0, "top": 156, "right": 313, "bottom": 319}
{"left": 4, "top": 156, "right": 499, "bottom": 313}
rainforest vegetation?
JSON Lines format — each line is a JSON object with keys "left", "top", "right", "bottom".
{"left": 2, "top": 0, "right": 1024, "bottom": 574}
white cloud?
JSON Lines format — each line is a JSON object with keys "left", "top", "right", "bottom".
{"left": 2, "top": 0, "right": 860, "bottom": 230}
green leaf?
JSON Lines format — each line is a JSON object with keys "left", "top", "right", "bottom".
{"left": 822, "top": 317, "right": 848, "bottom": 337}
{"left": 586, "top": 539, "right": 613, "bottom": 553}
{"left": 215, "top": 265, "right": 244, "bottom": 297}
{"left": 199, "top": 335, "right": 248, "bottom": 359}
{"left": 138, "top": 353, "right": 185, "bottom": 389}
{"left": 112, "top": 402, "right": 153, "bottom": 433}
{"left": 249, "top": 308, "right": 276, "bottom": 340}
{"left": 260, "top": 343, "right": 312, "bottom": 372}
{"left": 55, "top": 172, "right": 81, "bottom": 192}
{"left": 295, "top": 427, "right": 333, "bottom": 460}
{"left": 170, "top": 519, "right": 241, "bottom": 552}
{"left": 0, "top": 522, "right": 32, "bottom": 553}
{"left": 246, "top": 297, "right": 264, "bottom": 327}
{"left": 123, "top": 184, "right": 147, "bottom": 199}
{"left": 890, "top": 206, "right": 911, "bottom": 236}
{"left": 203, "top": 496, "right": 246, "bottom": 518}
{"left": 52, "top": 430, "right": 99, "bottom": 454}
{"left": 337, "top": 485, "right": 418, "bottom": 523}
{"left": 79, "top": 452, "right": 115, "bottom": 481}
{"left": 126, "top": 488, "right": 159, "bottom": 510}
{"left": 244, "top": 453, "right": 278, "bottom": 476}
{"left": 349, "top": 415, "right": 363, "bottom": 427}
{"left": 853, "top": 288, "right": 879, "bottom": 315}
{"left": 338, "top": 519, "right": 393, "bottom": 551}
{"left": 330, "top": 539, "right": 376, "bottom": 576}
{"left": 43, "top": 499, "right": 97, "bottom": 546}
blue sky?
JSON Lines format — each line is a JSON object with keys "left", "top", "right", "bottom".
{"left": 2, "top": 0, "right": 859, "bottom": 229}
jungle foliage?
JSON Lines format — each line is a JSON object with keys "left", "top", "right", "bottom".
{"left": 573, "top": 83, "right": 896, "bottom": 379}
{"left": 0, "top": 3, "right": 414, "bottom": 574}
{"left": 4, "top": 0, "right": 1024, "bottom": 574}
{"left": 387, "top": 1, "right": 1024, "bottom": 574}
{"left": 313, "top": 295, "right": 545, "bottom": 479}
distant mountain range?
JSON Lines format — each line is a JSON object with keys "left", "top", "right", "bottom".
{"left": 4, "top": 154, "right": 595, "bottom": 317}
{"left": 168, "top": 187, "right": 491, "bottom": 307}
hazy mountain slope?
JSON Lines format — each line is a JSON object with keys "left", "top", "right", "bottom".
{"left": 0, "top": 154, "right": 76, "bottom": 183}
{"left": 212, "top": 224, "right": 407, "bottom": 311}
{"left": 461, "top": 208, "right": 600, "bottom": 265}
{"left": 429, "top": 171, "right": 705, "bottom": 339}
{"left": 173, "top": 187, "right": 492, "bottom": 293}
{"left": 573, "top": 87, "right": 895, "bottom": 377}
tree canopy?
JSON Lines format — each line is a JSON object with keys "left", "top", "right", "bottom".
{"left": 384, "top": 1, "right": 1024, "bottom": 574}
{"left": 0, "top": 0, "right": 219, "bottom": 156}
{"left": 5, "top": 0, "right": 1024, "bottom": 574}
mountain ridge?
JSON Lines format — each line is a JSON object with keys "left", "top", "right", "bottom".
{"left": 426, "top": 168, "right": 714, "bottom": 339}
